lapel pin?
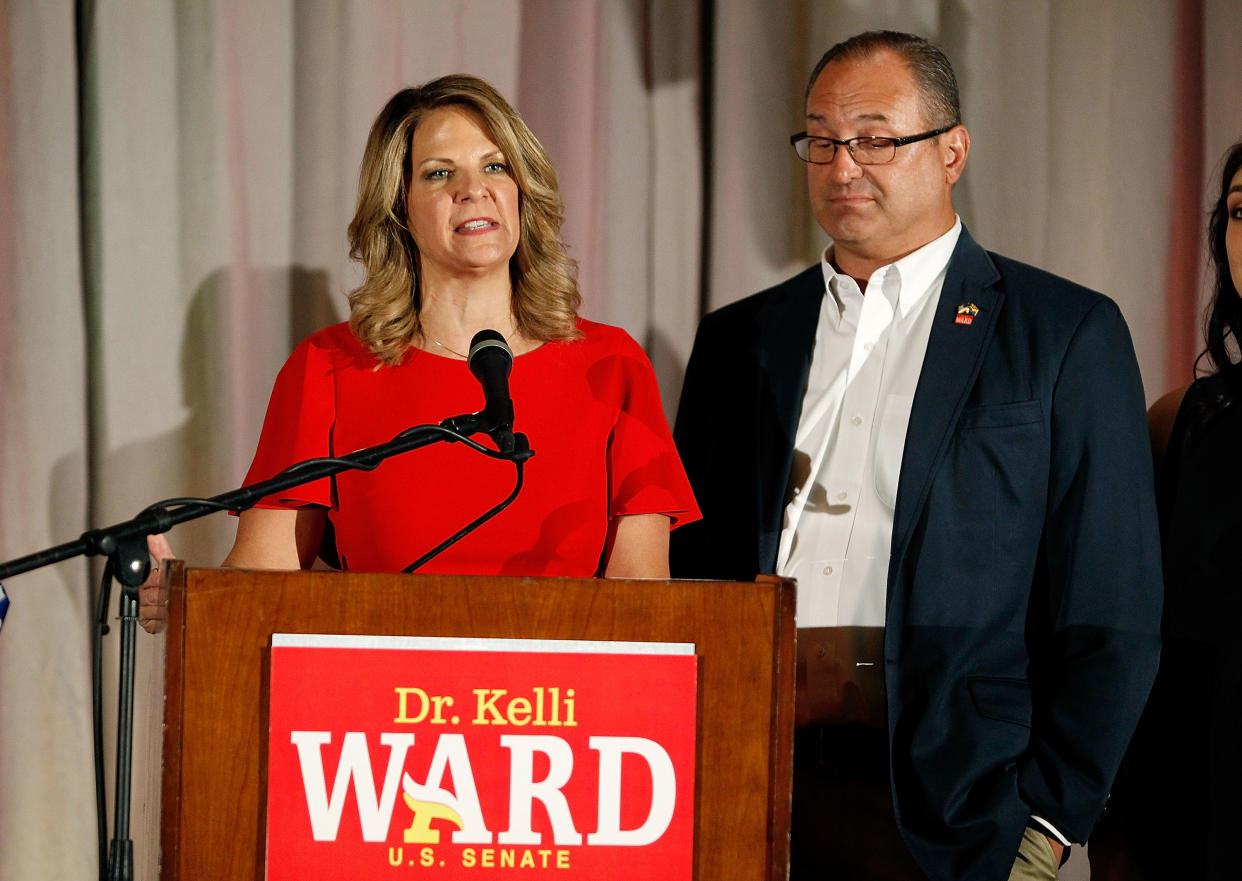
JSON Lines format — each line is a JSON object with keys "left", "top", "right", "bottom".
{"left": 954, "top": 303, "right": 980, "bottom": 326}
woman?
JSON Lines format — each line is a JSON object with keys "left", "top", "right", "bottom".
{"left": 221, "top": 75, "right": 698, "bottom": 578}
{"left": 1090, "top": 141, "right": 1242, "bottom": 880}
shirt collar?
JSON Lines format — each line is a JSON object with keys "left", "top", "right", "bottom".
{"left": 819, "top": 216, "right": 962, "bottom": 323}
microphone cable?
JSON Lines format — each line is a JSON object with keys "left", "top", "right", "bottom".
{"left": 402, "top": 433, "right": 531, "bottom": 573}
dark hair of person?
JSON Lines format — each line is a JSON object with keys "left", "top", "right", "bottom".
{"left": 805, "top": 31, "right": 961, "bottom": 130}
{"left": 1200, "top": 140, "right": 1242, "bottom": 376}
{"left": 347, "top": 74, "right": 581, "bottom": 366}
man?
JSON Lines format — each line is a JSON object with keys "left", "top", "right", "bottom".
{"left": 672, "top": 31, "right": 1161, "bottom": 881}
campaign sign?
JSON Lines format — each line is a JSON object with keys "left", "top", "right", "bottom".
{"left": 265, "top": 635, "right": 698, "bottom": 880}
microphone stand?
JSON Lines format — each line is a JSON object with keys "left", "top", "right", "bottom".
{"left": 0, "top": 420, "right": 533, "bottom": 881}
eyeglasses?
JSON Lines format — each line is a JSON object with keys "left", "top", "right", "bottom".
{"left": 789, "top": 124, "right": 955, "bottom": 165}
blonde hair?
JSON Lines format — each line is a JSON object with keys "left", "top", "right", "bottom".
{"left": 347, "top": 75, "right": 582, "bottom": 365}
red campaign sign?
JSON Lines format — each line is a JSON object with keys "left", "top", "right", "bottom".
{"left": 265, "top": 635, "right": 698, "bottom": 880}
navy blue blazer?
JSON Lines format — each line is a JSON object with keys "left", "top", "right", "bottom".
{"left": 671, "top": 228, "right": 1163, "bottom": 881}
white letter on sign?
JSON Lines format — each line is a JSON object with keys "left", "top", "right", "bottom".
{"left": 497, "top": 735, "right": 583, "bottom": 845}
{"left": 587, "top": 736, "right": 676, "bottom": 846}
{"left": 290, "top": 731, "right": 414, "bottom": 842}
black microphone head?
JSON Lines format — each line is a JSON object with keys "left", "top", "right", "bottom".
{"left": 467, "top": 329, "right": 515, "bottom": 441}
{"left": 468, "top": 329, "right": 513, "bottom": 380}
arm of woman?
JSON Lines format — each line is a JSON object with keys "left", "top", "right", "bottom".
{"left": 222, "top": 507, "right": 328, "bottom": 570}
{"left": 138, "top": 506, "right": 327, "bottom": 633}
{"left": 603, "top": 513, "right": 671, "bottom": 578}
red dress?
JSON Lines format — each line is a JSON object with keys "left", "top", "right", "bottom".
{"left": 242, "top": 319, "right": 700, "bottom": 575}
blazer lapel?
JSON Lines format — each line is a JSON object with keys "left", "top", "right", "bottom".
{"left": 890, "top": 230, "right": 1003, "bottom": 579}
{"left": 754, "top": 266, "right": 824, "bottom": 570}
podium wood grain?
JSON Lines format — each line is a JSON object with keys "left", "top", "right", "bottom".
{"left": 160, "top": 564, "right": 794, "bottom": 880}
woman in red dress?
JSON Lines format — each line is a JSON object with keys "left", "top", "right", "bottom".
{"left": 222, "top": 75, "right": 699, "bottom": 577}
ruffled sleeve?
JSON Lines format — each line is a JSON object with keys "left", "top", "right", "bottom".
{"left": 241, "top": 330, "right": 338, "bottom": 509}
{"left": 601, "top": 331, "right": 701, "bottom": 529}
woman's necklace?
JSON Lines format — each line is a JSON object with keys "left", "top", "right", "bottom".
{"left": 430, "top": 338, "right": 469, "bottom": 359}
{"left": 427, "top": 323, "right": 518, "bottom": 360}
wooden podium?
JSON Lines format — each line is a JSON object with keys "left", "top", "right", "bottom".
{"left": 159, "top": 564, "right": 795, "bottom": 880}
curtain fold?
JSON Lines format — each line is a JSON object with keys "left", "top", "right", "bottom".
{"left": 0, "top": 2, "right": 95, "bottom": 880}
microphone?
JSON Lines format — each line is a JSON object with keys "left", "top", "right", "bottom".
{"left": 442, "top": 329, "right": 516, "bottom": 452}
{"left": 469, "top": 329, "right": 515, "bottom": 440}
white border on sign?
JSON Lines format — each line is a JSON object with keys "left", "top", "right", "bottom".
{"left": 272, "top": 633, "right": 695, "bottom": 655}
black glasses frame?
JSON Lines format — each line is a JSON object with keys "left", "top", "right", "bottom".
{"left": 789, "top": 124, "right": 956, "bottom": 165}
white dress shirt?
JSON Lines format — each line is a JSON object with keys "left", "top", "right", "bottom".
{"left": 776, "top": 219, "right": 962, "bottom": 628}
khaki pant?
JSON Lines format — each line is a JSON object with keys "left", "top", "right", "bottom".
{"left": 1007, "top": 827, "right": 1060, "bottom": 881}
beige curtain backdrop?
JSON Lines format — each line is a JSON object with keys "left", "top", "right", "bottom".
{"left": 0, "top": 2, "right": 1238, "bottom": 880}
